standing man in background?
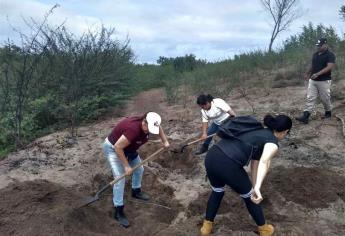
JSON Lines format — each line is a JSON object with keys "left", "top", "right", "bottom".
{"left": 295, "top": 37, "right": 336, "bottom": 124}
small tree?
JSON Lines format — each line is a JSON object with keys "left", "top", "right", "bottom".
{"left": 44, "top": 25, "right": 133, "bottom": 137}
{"left": 260, "top": 0, "right": 301, "bottom": 52}
{"left": 340, "top": 5, "right": 345, "bottom": 21}
{"left": 0, "top": 5, "right": 59, "bottom": 147}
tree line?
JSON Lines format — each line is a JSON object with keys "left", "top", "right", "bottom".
{"left": 0, "top": 7, "right": 134, "bottom": 154}
{"left": 1, "top": 4, "right": 344, "bottom": 157}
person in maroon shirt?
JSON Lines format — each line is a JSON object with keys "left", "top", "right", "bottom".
{"left": 103, "top": 112, "right": 169, "bottom": 227}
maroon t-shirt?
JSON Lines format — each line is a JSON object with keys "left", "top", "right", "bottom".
{"left": 108, "top": 117, "right": 148, "bottom": 154}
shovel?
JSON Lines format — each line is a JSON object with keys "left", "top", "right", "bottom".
{"left": 171, "top": 133, "right": 216, "bottom": 153}
{"left": 81, "top": 147, "right": 165, "bottom": 207}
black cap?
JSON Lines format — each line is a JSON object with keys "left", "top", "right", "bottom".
{"left": 315, "top": 38, "right": 327, "bottom": 46}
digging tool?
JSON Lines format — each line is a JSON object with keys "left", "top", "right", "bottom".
{"left": 171, "top": 133, "right": 217, "bottom": 153}
{"left": 81, "top": 147, "right": 165, "bottom": 207}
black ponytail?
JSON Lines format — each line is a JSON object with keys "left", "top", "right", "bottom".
{"left": 197, "top": 94, "right": 214, "bottom": 105}
{"left": 264, "top": 114, "right": 292, "bottom": 132}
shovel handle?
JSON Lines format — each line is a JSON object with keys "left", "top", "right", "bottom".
{"left": 109, "top": 147, "right": 165, "bottom": 186}
{"left": 186, "top": 133, "right": 216, "bottom": 146}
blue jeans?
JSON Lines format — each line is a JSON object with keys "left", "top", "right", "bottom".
{"left": 203, "top": 122, "right": 220, "bottom": 147}
{"left": 103, "top": 139, "right": 144, "bottom": 206}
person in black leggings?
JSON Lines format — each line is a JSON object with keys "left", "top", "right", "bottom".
{"left": 200, "top": 114, "right": 292, "bottom": 236}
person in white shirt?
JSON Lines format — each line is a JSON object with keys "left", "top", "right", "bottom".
{"left": 195, "top": 94, "right": 236, "bottom": 155}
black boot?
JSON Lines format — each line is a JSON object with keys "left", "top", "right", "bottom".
{"left": 321, "top": 111, "right": 331, "bottom": 119}
{"left": 295, "top": 111, "right": 310, "bottom": 124}
{"left": 114, "top": 205, "right": 130, "bottom": 228}
{"left": 195, "top": 143, "right": 209, "bottom": 155}
{"left": 131, "top": 188, "right": 150, "bottom": 201}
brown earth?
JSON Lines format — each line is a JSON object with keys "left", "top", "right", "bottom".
{"left": 1, "top": 82, "right": 345, "bottom": 236}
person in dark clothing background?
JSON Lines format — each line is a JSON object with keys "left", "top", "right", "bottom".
{"left": 200, "top": 114, "right": 292, "bottom": 236}
{"left": 295, "top": 37, "right": 336, "bottom": 124}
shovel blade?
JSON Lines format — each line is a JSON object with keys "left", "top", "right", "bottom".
{"left": 79, "top": 196, "right": 100, "bottom": 208}
{"left": 180, "top": 144, "right": 188, "bottom": 153}
{"left": 169, "top": 149, "right": 180, "bottom": 154}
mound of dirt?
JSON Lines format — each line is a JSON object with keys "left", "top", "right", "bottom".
{"left": 0, "top": 178, "right": 181, "bottom": 236}
{"left": 2, "top": 87, "right": 345, "bottom": 236}
{"left": 266, "top": 166, "right": 345, "bottom": 208}
{"left": 187, "top": 166, "right": 345, "bottom": 235}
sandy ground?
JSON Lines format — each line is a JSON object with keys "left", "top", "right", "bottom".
{"left": 1, "top": 82, "right": 345, "bottom": 235}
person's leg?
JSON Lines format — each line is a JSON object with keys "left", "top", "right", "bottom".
{"left": 225, "top": 165, "right": 274, "bottom": 235}
{"left": 204, "top": 157, "right": 225, "bottom": 222}
{"left": 318, "top": 80, "right": 332, "bottom": 117}
{"left": 205, "top": 187, "right": 225, "bottom": 220}
{"left": 130, "top": 155, "right": 150, "bottom": 200}
{"left": 102, "top": 140, "right": 129, "bottom": 227}
{"left": 304, "top": 79, "right": 319, "bottom": 113}
{"left": 103, "top": 141, "right": 126, "bottom": 206}
{"left": 204, "top": 122, "right": 219, "bottom": 147}
{"left": 201, "top": 147, "right": 226, "bottom": 235}
{"left": 129, "top": 155, "right": 143, "bottom": 189}
{"left": 296, "top": 79, "right": 317, "bottom": 124}
{"left": 222, "top": 164, "right": 265, "bottom": 226}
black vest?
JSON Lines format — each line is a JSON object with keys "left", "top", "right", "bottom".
{"left": 216, "top": 116, "right": 263, "bottom": 166}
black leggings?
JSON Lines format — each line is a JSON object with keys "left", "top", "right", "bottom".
{"left": 204, "top": 146, "right": 265, "bottom": 226}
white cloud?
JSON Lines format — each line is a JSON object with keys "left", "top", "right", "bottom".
{"left": 1, "top": 0, "right": 344, "bottom": 63}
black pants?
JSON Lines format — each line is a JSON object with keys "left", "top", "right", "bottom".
{"left": 204, "top": 146, "right": 265, "bottom": 226}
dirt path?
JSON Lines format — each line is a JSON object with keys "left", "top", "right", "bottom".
{"left": 1, "top": 87, "right": 345, "bottom": 236}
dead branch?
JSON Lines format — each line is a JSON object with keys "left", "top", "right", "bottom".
{"left": 238, "top": 86, "right": 256, "bottom": 114}
{"left": 335, "top": 114, "right": 345, "bottom": 138}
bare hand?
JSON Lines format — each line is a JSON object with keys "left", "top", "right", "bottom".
{"left": 251, "top": 188, "right": 263, "bottom": 204}
{"left": 310, "top": 73, "right": 319, "bottom": 80}
{"left": 124, "top": 166, "right": 133, "bottom": 176}
{"left": 201, "top": 133, "right": 208, "bottom": 140}
{"left": 163, "top": 141, "right": 170, "bottom": 148}
{"left": 303, "top": 73, "right": 310, "bottom": 80}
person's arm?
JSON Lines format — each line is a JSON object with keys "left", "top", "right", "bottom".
{"left": 227, "top": 109, "right": 236, "bottom": 117}
{"left": 310, "top": 63, "right": 335, "bottom": 80}
{"left": 159, "top": 126, "right": 170, "bottom": 148}
{"left": 304, "top": 64, "right": 312, "bottom": 80}
{"left": 200, "top": 110, "right": 209, "bottom": 139}
{"left": 201, "top": 122, "right": 208, "bottom": 139}
{"left": 250, "top": 160, "right": 259, "bottom": 187}
{"left": 251, "top": 143, "right": 278, "bottom": 204}
{"left": 114, "top": 135, "right": 132, "bottom": 176}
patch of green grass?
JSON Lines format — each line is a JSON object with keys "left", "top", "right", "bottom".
{"left": 0, "top": 146, "right": 14, "bottom": 160}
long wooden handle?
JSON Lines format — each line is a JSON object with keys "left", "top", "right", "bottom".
{"left": 109, "top": 147, "right": 165, "bottom": 186}
{"left": 186, "top": 133, "right": 217, "bottom": 146}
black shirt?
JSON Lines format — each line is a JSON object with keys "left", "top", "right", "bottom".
{"left": 237, "top": 128, "right": 278, "bottom": 160}
{"left": 216, "top": 128, "right": 278, "bottom": 166}
{"left": 311, "top": 49, "right": 336, "bottom": 81}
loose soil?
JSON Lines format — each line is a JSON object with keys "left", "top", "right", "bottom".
{"left": 1, "top": 84, "right": 345, "bottom": 236}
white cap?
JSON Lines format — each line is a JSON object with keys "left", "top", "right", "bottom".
{"left": 146, "top": 112, "right": 161, "bottom": 134}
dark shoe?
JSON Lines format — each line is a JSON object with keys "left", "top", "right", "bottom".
{"left": 114, "top": 205, "right": 130, "bottom": 228}
{"left": 195, "top": 144, "right": 209, "bottom": 155}
{"left": 295, "top": 111, "right": 310, "bottom": 124}
{"left": 131, "top": 188, "right": 150, "bottom": 201}
{"left": 321, "top": 111, "right": 331, "bottom": 119}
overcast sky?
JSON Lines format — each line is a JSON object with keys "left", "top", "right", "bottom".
{"left": 1, "top": 0, "right": 344, "bottom": 63}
